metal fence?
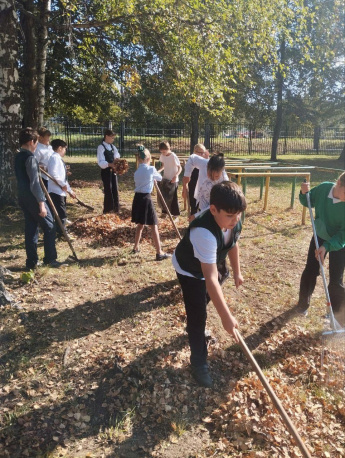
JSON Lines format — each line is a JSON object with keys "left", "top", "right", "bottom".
{"left": 44, "top": 119, "right": 345, "bottom": 157}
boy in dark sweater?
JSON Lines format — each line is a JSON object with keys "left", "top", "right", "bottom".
{"left": 297, "top": 173, "right": 345, "bottom": 326}
{"left": 14, "top": 128, "right": 62, "bottom": 269}
{"left": 172, "top": 181, "right": 247, "bottom": 387}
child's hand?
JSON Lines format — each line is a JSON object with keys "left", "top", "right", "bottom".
{"left": 188, "top": 214, "right": 195, "bottom": 223}
{"left": 233, "top": 273, "right": 244, "bottom": 288}
{"left": 315, "top": 246, "right": 326, "bottom": 264}
{"left": 222, "top": 313, "right": 239, "bottom": 342}
{"left": 301, "top": 182, "right": 310, "bottom": 194}
{"left": 171, "top": 175, "right": 178, "bottom": 183}
{"left": 38, "top": 202, "right": 47, "bottom": 218}
{"left": 62, "top": 185, "right": 68, "bottom": 191}
{"left": 70, "top": 190, "right": 76, "bottom": 199}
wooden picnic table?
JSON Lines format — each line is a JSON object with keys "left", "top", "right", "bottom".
{"left": 227, "top": 171, "right": 311, "bottom": 224}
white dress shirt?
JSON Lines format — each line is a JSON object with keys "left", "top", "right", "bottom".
{"left": 34, "top": 143, "right": 54, "bottom": 169}
{"left": 47, "top": 152, "right": 71, "bottom": 196}
{"left": 97, "top": 142, "right": 120, "bottom": 169}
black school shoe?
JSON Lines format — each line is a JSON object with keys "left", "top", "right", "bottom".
{"left": 156, "top": 253, "right": 171, "bottom": 261}
{"left": 191, "top": 364, "right": 213, "bottom": 388}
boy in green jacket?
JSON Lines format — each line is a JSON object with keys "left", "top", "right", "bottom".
{"left": 297, "top": 172, "right": 345, "bottom": 326}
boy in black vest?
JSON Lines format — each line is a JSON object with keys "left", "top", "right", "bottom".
{"left": 96, "top": 129, "right": 120, "bottom": 213}
{"left": 172, "top": 181, "right": 246, "bottom": 387}
{"left": 14, "top": 128, "right": 63, "bottom": 269}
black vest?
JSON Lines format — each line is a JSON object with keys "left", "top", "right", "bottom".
{"left": 14, "top": 148, "right": 36, "bottom": 197}
{"left": 102, "top": 142, "right": 115, "bottom": 163}
{"left": 175, "top": 209, "right": 242, "bottom": 279}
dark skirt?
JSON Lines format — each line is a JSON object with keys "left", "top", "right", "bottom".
{"left": 131, "top": 192, "right": 158, "bottom": 225}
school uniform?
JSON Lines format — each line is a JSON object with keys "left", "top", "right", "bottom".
{"left": 173, "top": 210, "right": 242, "bottom": 367}
{"left": 197, "top": 174, "right": 229, "bottom": 212}
{"left": 34, "top": 142, "right": 53, "bottom": 190}
{"left": 97, "top": 141, "right": 120, "bottom": 213}
{"left": 132, "top": 163, "right": 162, "bottom": 225}
{"left": 47, "top": 152, "right": 71, "bottom": 236}
{"left": 14, "top": 148, "right": 57, "bottom": 269}
{"left": 184, "top": 154, "right": 228, "bottom": 209}
{"left": 189, "top": 168, "right": 199, "bottom": 215}
{"left": 298, "top": 183, "right": 345, "bottom": 324}
{"left": 158, "top": 152, "right": 181, "bottom": 216}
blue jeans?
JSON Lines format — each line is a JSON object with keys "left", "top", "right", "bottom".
{"left": 19, "top": 196, "right": 57, "bottom": 269}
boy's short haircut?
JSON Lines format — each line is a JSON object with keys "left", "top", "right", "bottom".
{"left": 50, "top": 139, "right": 67, "bottom": 151}
{"left": 19, "top": 127, "right": 38, "bottom": 146}
{"left": 207, "top": 153, "right": 225, "bottom": 172}
{"left": 338, "top": 171, "right": 345, "bottom": 187}
{"left": 210, "top": 181, "right": 247, "bottom": 213}
{"left": 37, "top": 127, "right": 51, "bottom": 137}
{"left": 103, "top": 129, "right": 115, "bottom": 140}
{"left": 159, "top": 141, "right": 170, "bottom": 150}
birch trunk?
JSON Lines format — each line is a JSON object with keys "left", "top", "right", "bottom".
{"left": 37, "top": 0, "right": 50, "bottom": 127}
{"left": 0, "top": 1, "right": 21, "bottom": 207}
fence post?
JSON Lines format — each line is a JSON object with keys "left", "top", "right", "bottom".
{"left": 119, "top": 121, "right": 125, "bottom": 153}
{"left": 204, "top": 122, "right": 211, "bottom": 150}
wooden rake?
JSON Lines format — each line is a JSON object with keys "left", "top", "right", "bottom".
{"left": 39, "top": 176, "right": 79, "bottom": 261}
{"left": 40, "top": 168, "right": 94, "bottom": 211}
{"left": 154, "top": 180, "right": 182, "bottom": 241}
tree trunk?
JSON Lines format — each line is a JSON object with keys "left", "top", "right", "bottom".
{"left": 204, "top": 120, "right": 211, "bottom": 150}
{"left": 0, "top": 2, "right": 21, "bottom": 207}
{"left": 313, "top": 125, "right": 321, "bottom": 152}
{"left": 20, "top": 0, "right": 38, "bottom": 128}
{"left": 190, "top": 103, "right": 199, "bottom": 154}
{"left": 37, "top": 0, "right": 51, "bottom": 127}
{"left": 271, "top": 40, "right": 285, "bottom": 161}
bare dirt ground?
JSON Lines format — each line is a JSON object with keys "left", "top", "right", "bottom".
{"left": 0, "top": 155, "right": 344, "bottom": 457}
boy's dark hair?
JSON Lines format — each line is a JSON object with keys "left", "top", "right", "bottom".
{"left": 159, "top": 141, "right": 170, "bottom": 150}
{"left": 207, "top": 153, "right": 225, "bottom": 172}
{"left": 50, "top": 139, "right": 67, "bottom": 151}
{"left": 37, "top": 127, "right": 51, "bottom": 137}
{"left": 19, "top": 128, "right": 38, "bottom": 146}
{"left": 210, "top": 181, "right": 247, "bottom": 213}
{"left": 103, "top": 129, "right": 115, "bottom": 140}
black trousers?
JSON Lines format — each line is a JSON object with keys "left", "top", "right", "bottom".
{"left": 49, "top": 193, "right": 67, "bottom": 236}
{"left": 298, "top": 236, "right": 345, "bottom": 317}
{"left": 177, "top": 273, "right": 208, "bottom": 367}
{"left": 189, "top": 168, "right": 199, "bottom": 215}
{"left": 18, "top": 195, "right": 57, "bottom": 269}
{"left": 101, "top": 168, "right": 119, "bottom": 213}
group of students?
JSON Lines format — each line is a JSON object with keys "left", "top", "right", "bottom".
{"left": 15, "top": 127, "right": 345, "bottom": 388}
{"left": 14, "top": 128, "right": 75, "bottom": 269}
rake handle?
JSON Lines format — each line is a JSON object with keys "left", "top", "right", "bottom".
{"left": 154, "top": 180, "right": 182, "bottom": 241}
{"left": 235, "top": 329, "right": 312, "bottom": 458}
{"left": 39, "top": 176, "right": 79, "bottom": 261}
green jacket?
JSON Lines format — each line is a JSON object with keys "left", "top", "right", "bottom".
{"left": 299, "top": 182, "right": 345, "bottom": 252}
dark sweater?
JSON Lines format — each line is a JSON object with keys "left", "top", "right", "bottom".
{"left": 14, "top": 148, "right": 45, "bottom": 203}
{"left": 175, "top": 209, "right": 242, "bottom": 279}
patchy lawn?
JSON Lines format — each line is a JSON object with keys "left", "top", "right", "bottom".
{"left": 0, "top": 155, "right": 344, "bottom": 457}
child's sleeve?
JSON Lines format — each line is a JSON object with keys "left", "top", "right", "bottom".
{"left": 190, "top": 228, "right": 217, "bottom": 264}
{"left": 153, "top": 168, "right": 163, "bottom": 182}
{"left": 184, "top": 154, "right": 196, "bottom": 177}
{"left": 97, "top": 145, "right": 108, "bottom": 169}
{"left": 324, "top": 231, "right": 345, "bottom": 252}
